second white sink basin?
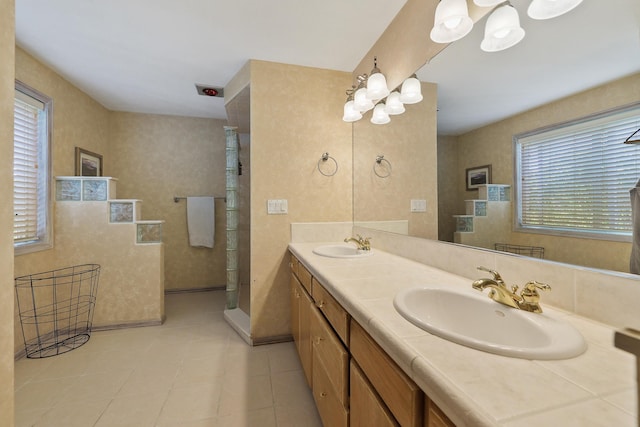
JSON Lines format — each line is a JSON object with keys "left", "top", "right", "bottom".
{"left": 394, "top": 286, "right": 587, "bottom": 360}
{"left": 313, "top": 244, "right": 373, "bottom": 259}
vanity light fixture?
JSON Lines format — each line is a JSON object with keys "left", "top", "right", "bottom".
{"left": 480, "top": 3, "right": 525, "bottom": 52}
{"left": 342, "top": 86, "right": 363, "bottom": 123}
{"left": 353, "top": 75, "right": 374, "bottom": 113}
{"left": 527, "top": 0, "right": 584, "bottom": 20}
{"left": 430, "top": 0, "right": 474, "bottom": 43}
{"left": 385, "top": 91, "right": 406, "bottom": 115}
{"left": 429, "top": 0, "right": 583, "bottom": 53}
{"left": 371, "top": 103, "right": 391, "bottom": 125}
{"left": 624, "top": 127, "right": 640, "bottom": 145}
{"left": 399, "top": 74, "right": 423, "bottom": 104}
{"left": 365, "top": 57, "right": 390, "bottom": 100}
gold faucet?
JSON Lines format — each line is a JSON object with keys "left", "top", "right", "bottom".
{"left": 344, "top": 235, "right": 371, "bottom": 251}
{"left": 472, "top": 266, "right": 551, "bottom": 313}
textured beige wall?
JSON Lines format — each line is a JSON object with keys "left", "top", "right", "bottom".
{"left": 445, "top": 73, "right": 640, "bottom": 272}
{"left": 250, "top": 60, "right": 352, "bottom": 340}
{"left": 354, "top": 82, "right": 439, "bottom": 239}
{"left": 0, "top": 0, "right": 15, "bottom": 424}
{"left": 110, "top": 112, "right": 227, "bottom": 291}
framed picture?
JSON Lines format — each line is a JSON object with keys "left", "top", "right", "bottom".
{"left": 466, "top": 164, "right": 491, "bottom": 190}
{"left": 75, "top": 147, "right": 103, "bottom": 177}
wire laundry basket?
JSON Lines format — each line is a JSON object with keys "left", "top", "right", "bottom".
{"left": 15, "top": 264, "right": 100, "bottom": 358}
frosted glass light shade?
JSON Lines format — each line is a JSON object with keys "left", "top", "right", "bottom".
{"left": 342, "top": 100, "right": 362, "bottom": 122}
{"left": 353, "top": 87, "right": 374, "bottom": 112}
{"left": 384, "top": 92, "right": 405, "bottom": 115}
{"left": 371, "top": 103, "right": 391, "bottom": 125}
{"left": 527, "top": 0, "right": 583, "bottom": 20}
{"left": 473, "top": 0, "right": 505, "bottom": 6}
{"left": 399, "top": 76, "right": 423, "bottom": 104}
{"left": 430, "top": 0, "right": 473, "bottom": 43}
{"left": 480, "top": 4, "right": 525, "bottom": 52}
{"left": 366, "top": 72, "right": 390, "bottom": 100}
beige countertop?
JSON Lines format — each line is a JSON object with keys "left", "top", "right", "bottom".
{"left": 289, "top": 242, "right": 638, "bottom": 427}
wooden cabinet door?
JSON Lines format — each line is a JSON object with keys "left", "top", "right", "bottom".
{"left": 298, "top": 281, "right": 313, "bottom": 387}
{"left": 426, "top": 398, "right": 456, "bottom": 427}
{"left": 351, "top": 360, "right": 399, "bottom": 427}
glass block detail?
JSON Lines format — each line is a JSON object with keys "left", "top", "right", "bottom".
{"left": 83, "top": 179, "right": 108, "bottom": 201}
{"left": 110, "top": 202, "right": 134, "bottom": 223}
{"left": 482, "top": 184, "right": 511, "bottom": 202}
{"left": 136, "top": 223, "right": 162, "bottom": 244}
{"left": 454, "top": 215, "right": 474, "bottom": 232}
{"left": 500, "top": 186, "right": 511, "bottom": 201}
{"left": 56, "top": 179, "right": 82, "bottom": 201}
{"left": 487, "top": 186, "right": 500, "bottom": 201}
{"left": 474, "top": 201, "right": 487, "bottom": 216}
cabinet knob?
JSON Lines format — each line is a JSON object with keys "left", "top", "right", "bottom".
{"left": 316, "top": 301, "right": 325, "bottom": 308}
{"left": 320, "top": 392, "right": 327, "bottom": 398}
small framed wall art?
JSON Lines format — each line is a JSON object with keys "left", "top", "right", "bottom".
{"left": 466, "top": 164, "right": 491, "bottom": 190}
{"left": 75, "top": 147, "right": 103, "bottom": 177}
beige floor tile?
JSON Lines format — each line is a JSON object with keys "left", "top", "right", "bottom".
{"left": 275, "top": 403, "right": 323, "bottom": 427}
{"left": 116, "top": 361, "right": 180, "bottom": 397}
{"left": 158, "top": 382, "right": 222, "bottom": 423}
{"left": 217, "top": 374, "right": 274, "bottom": 416}
{"left": 224, "top": 349, "right": 271, "bottom": 378}
{"left": 267, "top": 341, "right": 302, "bottom": 374}
{"left": 95, "top": 391, "right": 168, "bottom": 427}
{"left": 216, "top": 406, "right": 277, "bottom": 427}
{"left": 14, "top": 376, "right": 76, "bottom": 412}
{"left": 174, "top": 355, "right": 226, "bottom": 387}
{"left": 271, "top": 369, "right": 315, "bottom": 408}
{"left": 15, "top": 408, "right": 48, "bottom": 427}
{"left": 61, "top": 370, "right": 132, "bottom": 403}
{"left": 34, "top": 398, "right": 111, "bottom": 427}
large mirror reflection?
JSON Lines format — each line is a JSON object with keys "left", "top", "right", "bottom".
{"left": 353, "top": 0, "right": 640, "bottom": 273}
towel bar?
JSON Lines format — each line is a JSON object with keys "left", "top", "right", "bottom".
{"left": 173, "top": 196, "right": 227, "bottom": 203}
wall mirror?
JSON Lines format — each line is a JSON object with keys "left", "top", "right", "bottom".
{"left": 353, "top": 0, "right": 640, "bottom": 274}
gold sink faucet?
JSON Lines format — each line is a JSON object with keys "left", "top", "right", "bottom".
{"left": 344, "top": 235, "right": 371, "bottom": 251}
{"left": 472, "top": 266, "right": 551, "bottom": 313}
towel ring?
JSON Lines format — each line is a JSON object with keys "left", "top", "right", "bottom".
{"left": 373, "top": 155, "right": 392, "bottom": 178}
{"left": 318, "top": 152, "right": 338, "bottom": 177}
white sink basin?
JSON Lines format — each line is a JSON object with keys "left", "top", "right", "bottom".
{"left": 312, "top": 244, "right": 373, "bottom": 259}
{"left": 394, "top": 287, "right": 587, "bottom": 360}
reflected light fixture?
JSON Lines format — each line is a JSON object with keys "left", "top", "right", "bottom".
{"left": 371, "top": 103, "right": 391, "bottom": 125}
{"left": 480, "top": 3, "right": 525, "bottom": 52}
{"left": 342, "top": 86, "right": 363, "bottom": 123}
{"left": 399, "top": 74, "right": 423, "bottom": 104}
{"left": 473, "top": 0, "right": 505, "bottom": 6}
{"left": 353, "top": 75, "right": 374, "bottom": 113}
{"left": 527, "top": 0, "right": 584, "bottom": 20}
{"left": 365, "top": 57, "right": 390, "bottom": 100}
{"left": 624, "top": 128, "right": 640, "bottom": 145}
{"left": 385, "top": 91, "right": 405, "bottom": 115}
{"left": 430, "top": 0, "right": 474, "bottom": 43}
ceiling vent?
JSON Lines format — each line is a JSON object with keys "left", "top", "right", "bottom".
{"left": 195, "top": 84, "right": 224, "bottom": 97}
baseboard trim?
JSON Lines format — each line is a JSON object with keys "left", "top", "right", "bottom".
{"left": 252, "top": 334, "right": 293, "bottom": 346}
{"left": 164, "top": 286, "right": 225, "bottom": 294}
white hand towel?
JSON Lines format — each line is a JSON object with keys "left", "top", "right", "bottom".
{"left": 187, "top": 196, "right": 215, "bottom": 248}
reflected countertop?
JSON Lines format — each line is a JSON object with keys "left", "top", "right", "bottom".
{"left": 289, "top": 242, "right": 638, "bottom": 427}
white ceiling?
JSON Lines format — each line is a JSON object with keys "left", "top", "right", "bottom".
{"left": 15, "top": 0, "right": 640, "bottom": 136}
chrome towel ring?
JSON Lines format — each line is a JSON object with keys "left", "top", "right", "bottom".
{"left": 318, "top": 152, "right": 338, "bottom": 177}
{"left": 374, "top": 155, "right": 392, "bottom": 178}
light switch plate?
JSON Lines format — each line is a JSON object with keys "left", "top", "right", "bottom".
{"left": 267, "top": 199, "right": 288, "bottom": 214}
{"left": 411, "top": 199, "right": 427, "bottom": 212}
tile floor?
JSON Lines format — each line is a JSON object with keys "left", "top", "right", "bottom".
{"left": 14, "top": 290, "right": 323, "bottom": 427}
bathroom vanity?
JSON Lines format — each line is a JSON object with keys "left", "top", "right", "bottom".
{"left": 289, "top": 239, "right": 637, "bottom": 427}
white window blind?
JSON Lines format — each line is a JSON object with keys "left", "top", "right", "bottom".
{"left": 515, "top": 104, "right": 640, "bottom": 241}
{"left": 14, "top": 82, "right": 51, "bottom": 251}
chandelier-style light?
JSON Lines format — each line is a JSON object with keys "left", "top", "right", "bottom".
{"left": 480, "top": 3, "right": 525, "bottom": 52}
{"left": 342, "top": 59, "right": 423, "bottom": 124}
{"left": 429, "top": 0, "right": 583, "bottom": 53}
{"left": 366, "top": 57, "right": 390, "bottom": 100}
{"left": 430, "top": 0, "right": 474, "bottom": 43}
{"left": 527, "top": 0, "right": 583, "bottom": 20}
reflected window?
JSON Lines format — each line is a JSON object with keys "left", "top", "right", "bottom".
{"left": 515, "top": 104, "right": 640, "bottom": 241}
{"left": 14, "top": 81, "right": 52, "bottom": 254}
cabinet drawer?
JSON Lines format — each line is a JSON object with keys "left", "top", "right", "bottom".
{"left": 312, "top": 278, "right": 349, "bottom": 344}
{"left": 426, "top": 398, "right": 456, "bottom": 427}
{"left": 351, "top": 360, "right": 399, "bottom": 427}
{"left": 351, "top": 319, "right": 423, "bottom": 427}
{"left": 310, "top": 305, "right": 349, "bottom": 405}
{"left": 297, "top": 262, "right": 313, "bottom": 294}
{"left": 290, "top": 254, "right": 299, "bottom": 277}
{"left": 312, "top": 354, "right": 348, "bottom": 427}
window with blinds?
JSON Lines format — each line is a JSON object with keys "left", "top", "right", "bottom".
{"left": 14, "top": 81, "right": 52, "bottom": 253}
{"left": 515, "top": 104, "right": 640, "bottom": 242}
